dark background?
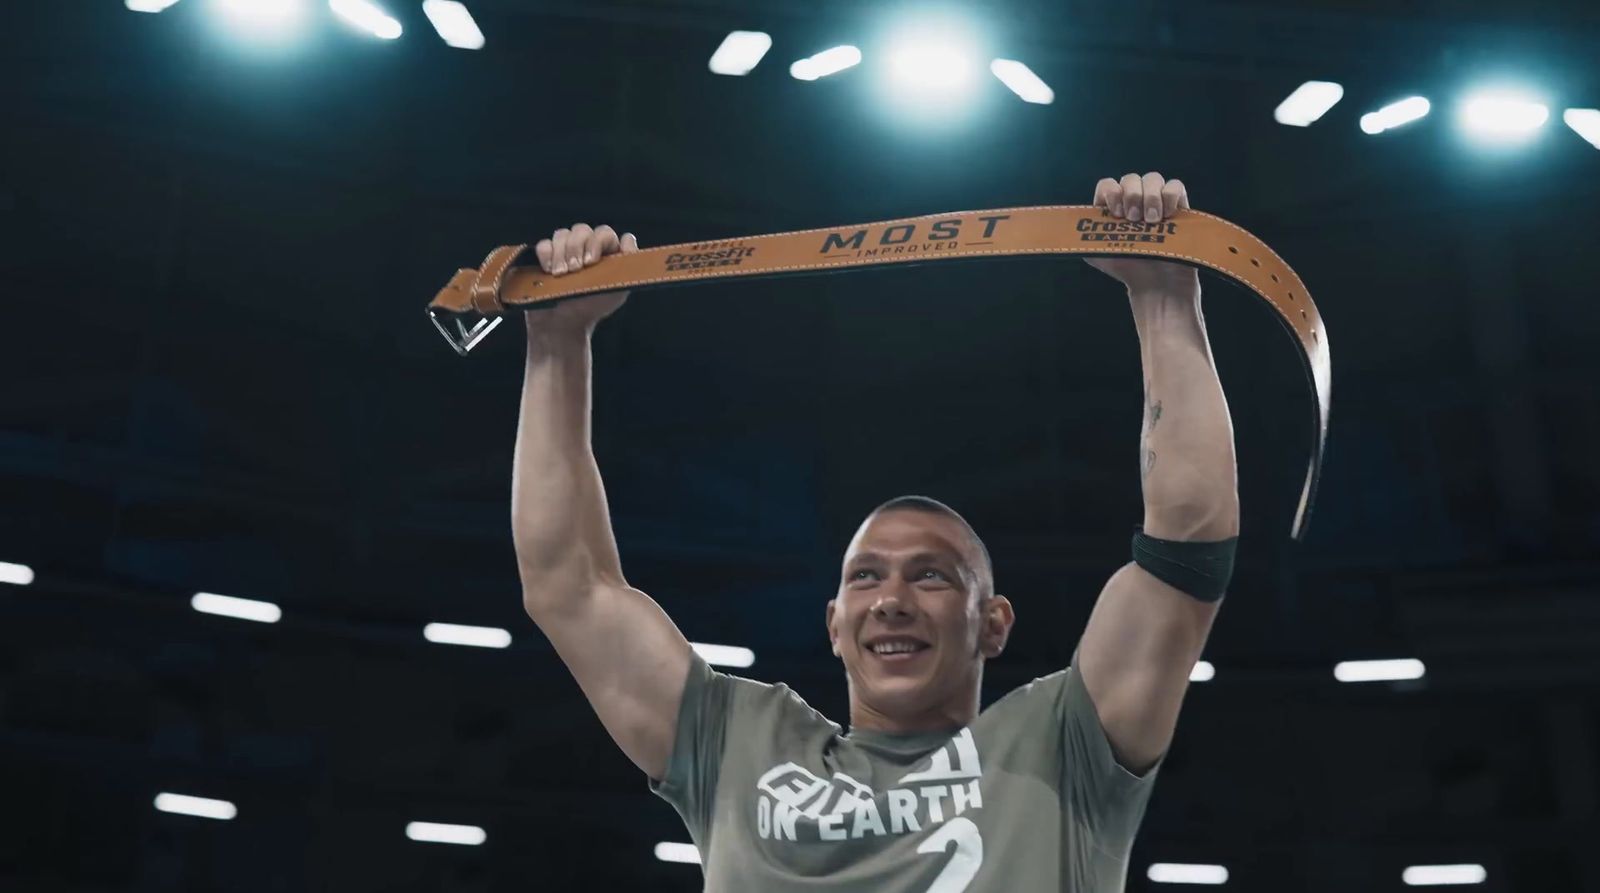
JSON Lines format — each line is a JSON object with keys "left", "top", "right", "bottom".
{"left": 3, "top": 1, "right": 1599, "bottom": 890}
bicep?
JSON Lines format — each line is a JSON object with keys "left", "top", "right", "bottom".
{"left": 528, "top": 582, "right": 692, "bottom": 780}
{"left": 1076, "top": 561, "right": 1219, "bottom": 774}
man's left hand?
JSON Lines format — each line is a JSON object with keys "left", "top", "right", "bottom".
{"left": 1084, "top": 171, "right": 1201, "bottom": 297}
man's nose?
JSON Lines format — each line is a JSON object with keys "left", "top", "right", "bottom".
{"left": 871, "top": 588, "right": 915, "bottom": 620}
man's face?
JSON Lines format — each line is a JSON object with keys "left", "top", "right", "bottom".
{"left": 826, "top": 509, "right": 1010, "bottom": 731}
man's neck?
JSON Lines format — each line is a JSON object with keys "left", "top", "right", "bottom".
{"left": 847, "top": 682, "right": 982, "bottom": 735}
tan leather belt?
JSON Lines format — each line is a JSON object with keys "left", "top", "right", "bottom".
{"left": 427, "top": 206, "right": 1330, "bottom": 540}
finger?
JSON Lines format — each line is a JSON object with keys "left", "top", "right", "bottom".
{"left": 550, "top": 228, "right": 571, "bottom": 274}
{"left": 566, "top": 223, "right": 592, "bottom": 270}
{"left": 1141, "top": 172, "right": 1166, "bottom": 222}
{"left": 534, "top": 239, "right": 554, "bottom": 273}
{"left": 620, "top": 232, "right": 640, "bottom": 254}
{"left": 1120, "top": 173, "right": 1142, "bottom": 221}
{"left": 1092, "top": 177, "right": 1120, "bottom": 213}
{"left": 1161, "top": 178, "right": 1187, "bottom": 218}
{"left": 587, "top": 224, "right": 621, "bottom": 262}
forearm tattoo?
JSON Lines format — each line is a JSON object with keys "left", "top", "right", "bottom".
{"left": 1141, "top": 379, "right": 1162, "bottom": 480}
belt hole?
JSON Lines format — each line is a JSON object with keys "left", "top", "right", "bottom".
{"left": 1312, "top": 329, "right": 1319, "bottom": 343}
{"left": 1288, "top": 291, "right": 1296, "bottom": 301}
{"left": 1250, "top": 258, "right": 1260, "bottom": 267}
{"left": 1228, "top": 246, "right": 1239, "bottom": 254}
{"left": 1270, "top": 273, "right": 1280, "bottom": 283}
{"left": 1300, "top": 309, "right": 1307, "bottom": 319}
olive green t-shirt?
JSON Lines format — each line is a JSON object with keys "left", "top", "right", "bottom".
{"left": 650, "top": 654, "right": 1163, "bottom": 892}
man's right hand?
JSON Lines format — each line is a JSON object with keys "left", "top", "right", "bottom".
{"left": 529, "top": 222, "right": 640, "bottom": 334}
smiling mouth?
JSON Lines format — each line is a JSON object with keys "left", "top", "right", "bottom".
{"left": 864, "top": 637, "right": 931, "bottom": 662}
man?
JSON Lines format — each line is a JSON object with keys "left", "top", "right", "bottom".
{"left": 513, "top": 172, "right": 1238, "bottom": 892}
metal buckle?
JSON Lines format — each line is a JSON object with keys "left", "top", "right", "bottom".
{"left": 429, "top": 309, "right": 504, "bottom": 356}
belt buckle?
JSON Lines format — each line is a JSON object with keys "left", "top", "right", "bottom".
{"left": 428, "top": 308, "right": 503, "bottom": 356}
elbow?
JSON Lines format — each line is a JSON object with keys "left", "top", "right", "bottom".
{"left": 1144, "top": 495, "right": 1239, "bottom": 542}
{"left": 516, "top": 548, "right": 622, "bottom": 619}
{"left": 1141, "top": 451, "right": 1238, "bottom": 539}
{"left": 521, "top": 586, "right": 579, "bottom": 623}
{"left": 520, "top": 572, "right": 597, "bottom": 622}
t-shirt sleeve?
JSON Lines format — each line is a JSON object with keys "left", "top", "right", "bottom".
{"left": 1058, "top": 655, "right": 1164, "bottom": 850}
{"left": 648, "top": 652, "right": 732, "bottom": 846}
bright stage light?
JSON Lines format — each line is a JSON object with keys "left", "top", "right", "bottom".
{"left": 691, "top": 642, "right": 756, "bottom": 668}
{"left": 1562, "top": 108, "right": 1600, "bottom": 149}
{"left": 880, "top": 19, "right": 983, "bottom": 101}
{"left": 422, "top": 0, "right": 483, "bottom": 50}
{"left": 329, "top": 0, "right": 402, "bottom": 39}
{"left": 1333, "top": 658, "right": 1426, "bottom": 682}
{"left": 0, "top": 561, "right": 34, "bottom": 586}
{"left": 1403, "top": 864, "right": 1487, "bottom": 886}
{"left": 127, "top": 0, "right": 182, "bottom": 12}
{"left": 887, "top": 42, "right": 974, "bottom": 92}
{"left": 155, "top": 792, "right": 237, "bottom": 820}
{"left": 867, "top": 14, "right": 990, "bottom": 125}
{"left": 1148, "top": 863, "right": 1229, "bottom": 885}
{"left": 708, "top": 30, "right": 772, "bottom": 76}
{"left": 655, "top": 842, "right": 702, "bottom": 864}
{"left": 1459, "top": 89, "right": 1548, "bottom": 142}
{"left": 1274, "top": 80, "right": 1344, "bottom": 126}
{"left": 192, "top": 591, "right": 282, "bottom": 623}
{"left": 423, "top": 622, "right": 511, "bottom": 649}
{"left": 1189, "top": 660, "right": 1215, "bottom": 683}
{"left": 990, "top": 59, "right": 1053, "bottom": 104}
{"left": 406, "top": 821, "right": 486, "bottom": 845}
{"left": 1360, "top": 96, "right": 1431, "bottom": 135}
{"left": 790, "top": 46, "right": 861, "bottom": 81}
{"left": 213, "top": 0, "right": 309, "bottom": 35}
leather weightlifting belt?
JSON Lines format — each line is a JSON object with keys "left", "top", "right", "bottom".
{"left": 426, "top": 206, "right": 1330, "bottom": 540}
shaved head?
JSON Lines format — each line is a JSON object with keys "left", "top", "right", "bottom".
{"left": 864, "top": 495, "right": 994, "bottom": 599}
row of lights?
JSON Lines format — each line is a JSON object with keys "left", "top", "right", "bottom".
{"left": 126, "top": 0, "right": 486, "bottom": 49}
{"left": 655, "top": 844, "right": 1486, "bottom": 887}
{"left": 121, "top": 3, "right": 1600, "bottom": 149}
{"left": 0, "top": 561, "right": 1421, "bottom": 683}
{"left": 1141, "top": 862, "right": 1486, "bottom": 887}
{"left": 708, "top": 31, "right": 1599, "bottom": 148}
{"left": 185, "top": 588, "right": 757, "bottom": 666}
{"left": 152, "top": 794, "right": 1486, "bottom": 889}
{"left": 712, "top": 30, "right": 1599, "bottom": 148}
{"left": 1274, "top": 79, "right": 1600, "bottom": 147}
{"left": 709, "top": 30, "right": 1054, "bottom": 105}
{"left": 124, "top": 2, "right": 1055, "bottom": 105}
{"left": 155, "top": 791, "right": 486, "bottom": 842}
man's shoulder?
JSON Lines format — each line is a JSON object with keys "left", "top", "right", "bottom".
{"left": 978, "top": 666, "right": 1078, "bottom": 722}
{"left": 994, "top": 665, "right": 1077, "bottom": 699}
{"left": 715, "top": 669, "right": 841, "bottom": 733}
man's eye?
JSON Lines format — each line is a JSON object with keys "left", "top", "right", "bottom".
{"left": 851, "top": 569, "right": 879, "bottom": 581}
{"left": 920, "top": 569, "right": 949, "bottom": 581}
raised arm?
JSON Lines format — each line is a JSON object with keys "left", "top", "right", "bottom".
{"left": 1077, "top": 174, "right": 1240, "bottom": 774}
{"left": 513, "top": 223, "right": 692, "bottom": 781}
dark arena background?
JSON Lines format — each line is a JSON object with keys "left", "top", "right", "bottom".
{"left": 3, "top": 1, "right": 1600, "bottom": 891}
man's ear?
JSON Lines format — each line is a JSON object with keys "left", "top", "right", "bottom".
{"left": 980, "top": 594, "right": 1015, "bottom": 658}
{"left": 825, "top": 599, "right": 841, "bottom": 658}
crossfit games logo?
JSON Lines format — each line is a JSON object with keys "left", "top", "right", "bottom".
{"left": 1077, "top": 209, "right": 1177, "bottom": 244}
{"left": 665, "top": 241, "right": 756, "bottom": 272}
